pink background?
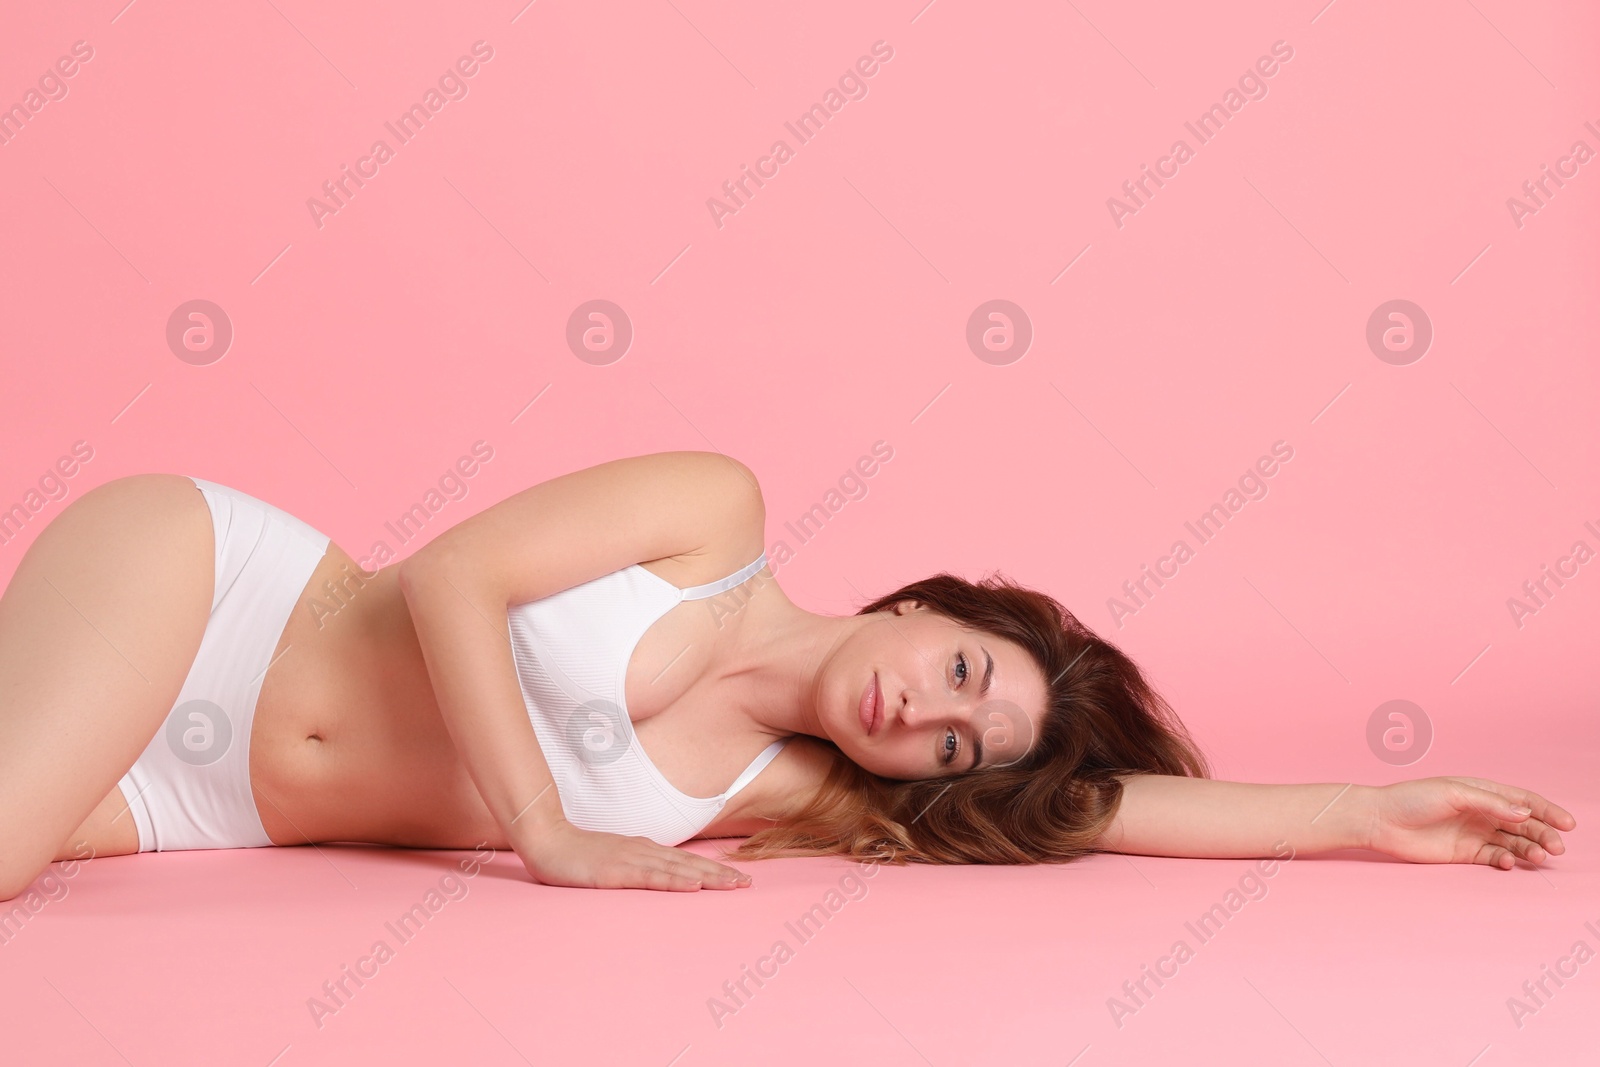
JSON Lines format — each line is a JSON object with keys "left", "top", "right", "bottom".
{"left": 2, "top": 0, "right": 1597, "bottom": 1063}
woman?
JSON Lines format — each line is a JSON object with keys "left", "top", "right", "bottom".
{"left": 0, "top": 451, "right": 1575, "bottom": 898}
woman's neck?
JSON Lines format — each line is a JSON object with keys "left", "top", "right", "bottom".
{"left": 718, "top": 579, "right": 872, "bottom": 748}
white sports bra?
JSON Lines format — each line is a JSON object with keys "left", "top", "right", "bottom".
{"left": 506, "top": 553, "right": 787, "bottom": 846}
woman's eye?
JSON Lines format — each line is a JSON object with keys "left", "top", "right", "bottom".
{"left": 954, "top": 652, "right": 969, "bottom": 687}
{"left": 944, "top": 727, "right": 960, "bottom": 764}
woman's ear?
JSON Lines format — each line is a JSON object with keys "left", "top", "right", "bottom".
{"left": 887, "top": 598, "right": 925, "bottom": 616}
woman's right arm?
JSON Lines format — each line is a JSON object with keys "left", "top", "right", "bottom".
{"left": 396, "top": 450, "right": 764, "bottom": 891}
{"left": 1092, "top": 773, "right": 1572, "bottom": 869}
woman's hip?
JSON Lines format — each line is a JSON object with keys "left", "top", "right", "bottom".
{"left": 116, "top": 476, "right": 332, "bottom": 853}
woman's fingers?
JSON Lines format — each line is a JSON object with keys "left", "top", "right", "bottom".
{"left": 669, "top": 848, "right": 752, "bottom": 885}
{"left": 1492, "top": 829, "right": 1548, "bottom": 866}
{"left": 524, "top": 825, "right": 753, "bottom": 892}
{"left": 1512, "top": 815, "right": 1567, "bottom": 856}
{"left": 1454, "top": 783, "right": 1543, "bottom": 832}
{"left": 637, "top": 865, "right": 705, "bottom": 892}
{"left": 1477, "top": 842, "right": 1516, "bottom": 870}
{"left": 1456, "top": 777, "right": 1577, "bottom": 831}
{"left": 1520, "top": 790, "right": 1577, "bottom": 831}
{"left": 658, "top": 856, "right": 745, "bottom": 888}
{"left": 594, "top": 861, "right": 702, "bottom": 891}
{"left": 634, "top": 841, "right": 752, "bottom": 889}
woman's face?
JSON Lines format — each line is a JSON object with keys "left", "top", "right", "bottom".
{"left": 822, "top": 600, "right": 1049, "bottom": 780}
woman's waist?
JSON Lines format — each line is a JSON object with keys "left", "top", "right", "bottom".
{"left": 248, "top": 587, "right": 491, "bottom": 843}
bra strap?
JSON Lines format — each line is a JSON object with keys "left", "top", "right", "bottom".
{"left": 679, "top": 554, "right": 767, "bottom": 601}
{"left": 722, "top": 738, "right": 788, "bottom": 800}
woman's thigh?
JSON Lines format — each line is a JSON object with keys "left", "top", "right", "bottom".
{"left": 0, "top": 473, "right": 213, "bottom": 897}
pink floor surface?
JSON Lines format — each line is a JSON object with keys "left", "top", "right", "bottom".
{"left": 4, "top": 745, "right": 1596, "bottom": 1066}
{"left": 3, "top": 0, "right": 1598, "bottom": 1062}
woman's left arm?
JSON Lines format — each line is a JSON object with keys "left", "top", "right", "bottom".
{"left": 1094, "top": 774, "right": 1576, "bottom": 869}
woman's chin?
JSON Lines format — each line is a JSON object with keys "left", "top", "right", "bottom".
{"left": 844, "top": 751, "right": 889, "bottom": 776}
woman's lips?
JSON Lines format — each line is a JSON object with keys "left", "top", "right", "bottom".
{"left": 859, "top": 672, "right": 881, "bottom": 735}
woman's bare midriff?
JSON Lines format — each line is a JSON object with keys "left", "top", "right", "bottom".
{"left": 246, "top": 542, "right": 502, "bottom": 850}
{"left": 244, "top": 536, "right": 813, "bottom": 853}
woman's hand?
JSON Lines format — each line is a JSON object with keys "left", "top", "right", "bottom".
{"left": 520, "top": 819, "right": 754, "bottom": 891}
{"left": 1366, "top": 776, "right": 1576, "bottom": 869}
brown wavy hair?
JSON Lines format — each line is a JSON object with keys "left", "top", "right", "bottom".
{"left": 724, "top": 572, "right": 1211, "bottom": 865}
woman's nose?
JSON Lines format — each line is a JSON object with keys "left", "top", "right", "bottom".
{"left": 900, "top": 694, "right": 956, "bottom": 731}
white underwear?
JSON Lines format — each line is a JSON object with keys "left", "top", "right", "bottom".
{"left": 115, "top": 477, "right": 329, "bottom": 851}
